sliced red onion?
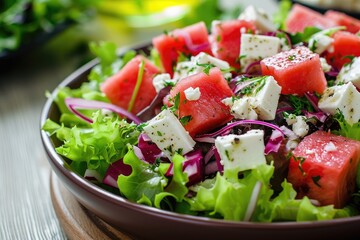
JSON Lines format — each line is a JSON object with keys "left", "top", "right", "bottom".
{"left": 304, "top": 92, "right": 321, "bottom": 112}
{"left": 303, "top": 111, "right": 328, "bottom": 123}
{"left": 244, "top": 60, "right": 261, "bottom": 75}
{"left": 244, "top": 181, "right": 262, "bottom": 221}
{"left": 276, "top": 106, "right": 294, "bottom": 115}
{"left": 264, "top": 130, "right": 283, "bottom": 155}
{"left": 65, "top": 98, "right": 142, "bottom": 124}
{"left": 194, "top": 136, "right": 215, "bottom": 143}
{"left": 204, "top": 146, "right": 215, "bottom": 165}
{"left": 133, "top": 145, "right": 145, "bottom": 161}
{"left": 84, "top": 169, "right": 103, "bottom": 182}
{"left": 214, "top": 148, "right": 223, "bottom": 173}
{"left": 234, "top": 78, "right": 259, "bottom": 94}
{"left": 173, "top": 29, "right": 210, "bottom": 53}
{"left": 196, "top": 120, "right": 285, "bottom": 139}
{"left": 137, "top": 133, "right": 163, "bottom": 164}
{"left": 103, "top": 159, "right": 132, "bottom": 188}
{"left": 204, "top": 161, "right": 219, "bottom": 176}
{"left": 165, "top": 150, "right": 204, "bottom": 186}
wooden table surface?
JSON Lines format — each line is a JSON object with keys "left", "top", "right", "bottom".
{"left": 0, "top": 1, "right": 277, "bottom": 239}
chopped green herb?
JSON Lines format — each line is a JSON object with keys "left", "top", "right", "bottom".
{"left": 179, "top": 115, "right": 192, "bottom": 126}
{"left": 196, "top": 62, "right": 216, "bottom": 75}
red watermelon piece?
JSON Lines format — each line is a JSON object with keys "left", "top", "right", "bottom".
{"left": 260, "top": 46, "right": 327, "bottom": 95}
{"left": 169, "top": 68, "right": 233, "bottom": 137}
{"left": 285, "top": 4, "right": 337, "bottom": 33}
{"left": 101, "top": 55, "right": 160, "bottom": 114}
{"left": 210, "top": 19, "right": 256, "bottom": 69}
{"left": 287, "top": 131, "right": 360, "bottom": 208}
{"left": 325, "top": 10, "right": 360, "bottom": 34}
{"left": 152, "top": 22, "right": 212, "bottom": 76}
{"left": 325, "top": 31, "right": 360, "bottom": 70}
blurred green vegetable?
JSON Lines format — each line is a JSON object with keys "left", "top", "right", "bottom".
{"left": 0, "top": 0, "right": 99, "bottom": 54}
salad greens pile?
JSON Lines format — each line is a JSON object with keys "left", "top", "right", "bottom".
{"left": 0, "top": 0, "right": 99, "bottom": 54}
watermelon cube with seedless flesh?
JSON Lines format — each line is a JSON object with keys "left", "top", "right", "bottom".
{"left": 261, "top": 46, "right": 327, "bottom": 95}
{"left": 101, "top": 55, "right": 160, "bottom": 114}
{"left": 287, "top": 131, "right": 360, "bottom": 208}
{"left": 152, "top": 22, "right": 212, "bottom": 77}
{"left": 169, "top": 67, "right": 234, "bottom": 137}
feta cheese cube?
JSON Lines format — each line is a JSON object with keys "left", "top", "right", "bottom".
{"left": 184, "top": 87, "right": 201, "bottom": 101}
{"left": 143, "top": 109, "right": 196, "bottom": 159}
{"left": 250, "top": 76, "right": 282, "bottom": 120}
{"left": 336, "top": 57, "right": 360, "bottom": 88}
{"left": 238, "top": 5, "right": 277, "bottom": 33}
{"left": 173, "top": 61, "right": 197, "bottom": 82}
{"left": 318, "top": 82, "right": 360, "bottom": 124}
{"left": 215, "top": 130, "right": 266, "bottom": 172}
{"left": 152, "top": 73, "right": 175, "bottom": 93}
{"left": 240, "top": 34, "right": 281, "bottom": 71}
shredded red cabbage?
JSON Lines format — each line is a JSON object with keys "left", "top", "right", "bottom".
{"left": 244, "top": 60, "right": 261, "bottom": 75}
{"left": 103, "top": 159, "right": 132, "bottom": 189}
{"left": 137, "top": 86, "right": 171, "bottom": 121}
{"left": 264, "top": 130, "right": 283, "bottom": 154}
{"left": 165, "top": 149, "right": 204, "bottom": 186}
{"left": 65, "top": 98, "right": 142, "bottom": 124}
{"left": 304, "top": 92, "right": 321, "bottom": 112}
{"left": 137, "top": 133, "right": 164, "bottom": 164}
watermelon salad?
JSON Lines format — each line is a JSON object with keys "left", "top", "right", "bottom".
{"left": 43, "top": 2, "right": 360, "bottom": 222}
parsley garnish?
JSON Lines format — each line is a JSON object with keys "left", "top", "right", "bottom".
{"left": 288, "top": 95, "right": 314, "bottom": 115}
{"left": 196, "top": 62, "right": 215, "bottom": 75}
{"left": 179, "top": 115, "right": 192, "bottom": 126}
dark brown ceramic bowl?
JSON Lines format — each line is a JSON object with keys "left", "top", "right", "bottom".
{"left": 40, "top": 43, "right": 360, "bottom": 240}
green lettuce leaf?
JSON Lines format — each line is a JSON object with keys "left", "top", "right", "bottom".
{"left": 118, "top": 147, "right": 167, "bottom": 204}
{"left": 187, "top": 164, "right": 274, "bottom": 221}
{"left": 273, "top": 0, "right": 292, "bottom": 30}
{"left": 332, "top": 112, "right": 360, "bottom": 141}
{"left": 47, "top": 111, "right": 139, "bottom": 172}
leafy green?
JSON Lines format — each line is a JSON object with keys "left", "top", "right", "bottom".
{"left": 0, "top": 0, "right": 99, "bottom": 53}
{"left": 118, "top": 146, "right": 167, "bottom": 204}
{"left": 273, "top": 0, "right": 292, "bottom": 30}
{"left": 289, "top": 27, "right": 322, "bottom": 45}
{"left": 43, "top": 111, "right": 139, "bottom": 174}
{"left": 288, "top": 95, "right": 314, "bottom": 115}
{"left": 333, "top": 111, "right": 360, "bottom": 141}
{"left": 255, "top": 180, "right": 352, "bottom": 222}
{"left": 187, "top": 164, "right": 274, "bottom": 220}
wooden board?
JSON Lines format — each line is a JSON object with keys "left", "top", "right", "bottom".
{"left": 50, "top": 172, "right": 133, "bottom": 240}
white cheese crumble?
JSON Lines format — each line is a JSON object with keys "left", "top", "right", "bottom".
{"left": 222, "top": 76, "right": 281, "bottom": 121}
{"left": 324, "top": 142, "right": 337, "bottom": 152}
{"left": 320, "top": 57, "right": 332, "bottom": 72}
{"left": 152, "top": 73, "right": 176, "bottom": 93}
{"left": 285, "top": 114, "right": 309, "bottom": 138}
{"left": 184, "top": 87, "right": 201, "bottom": 101}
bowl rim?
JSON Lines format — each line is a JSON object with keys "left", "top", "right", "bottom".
{"left": 40, "top": 42, "right": 360, "bottom": 230}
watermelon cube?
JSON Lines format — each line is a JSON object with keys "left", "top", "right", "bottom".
{"left": 287, "top": 131, "right": 360, "bottom": 208}
{"left": 260, "top": 46, "right": 327, "bottom": 95}
{"left": 325, "top": 31, "right": 360, "bottom": 71}
{"left": 101, "top": 55, "right": 160, "bottom": 114}
{"left": 152, "top": 22, "right": 212, "bottom": 76}
{"left": 210, "top": 19, "right": 256, "bottom": 69}
{"left": 169, "top": 68, "right": 234, "bottom": 137}
{"left": 325, "top": 10, "right": 360, "bottom": 34}
{"left": 285, "top": 4, "right": 337, "bottom": 33}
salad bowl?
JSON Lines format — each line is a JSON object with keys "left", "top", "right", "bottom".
{"left": 40, "top": 42, "right": 360, "bottom": 240}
